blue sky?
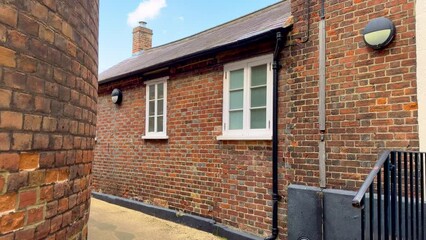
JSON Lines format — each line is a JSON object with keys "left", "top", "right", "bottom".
{"left": 99, "top": 0, "right": 280, "bottom": 73}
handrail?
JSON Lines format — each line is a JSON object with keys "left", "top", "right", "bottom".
{"left": 352, "top": 150, "right": 425, "bottom": 239}
{"left": 352, "top": 150, "right": 391, "bottom": 208}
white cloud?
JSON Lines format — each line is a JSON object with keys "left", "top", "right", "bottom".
{"left": 178, "top": 16, "right": 184, "bottom": 21}
{"left": 127, "top": 0, "right": 167, "bottom": 27}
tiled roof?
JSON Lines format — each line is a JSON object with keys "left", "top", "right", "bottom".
{"left": 99, "top": 0, "right": 292, "bottom": 83}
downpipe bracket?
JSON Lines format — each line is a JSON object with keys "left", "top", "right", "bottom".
{"left": 272, "top": 62, "right": 282, "bottom": 70}
{"left": 272, "top": 193, "right": 282, "bottom": 201}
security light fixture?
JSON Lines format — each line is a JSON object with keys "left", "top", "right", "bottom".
{"left": 111, "top": 88, "right": 122, "bottom": 104}
{"left": 363, "top": 17, "right": 396, "bottom": 50}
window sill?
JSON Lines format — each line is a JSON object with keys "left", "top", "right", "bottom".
{"left": 216, "top": 135, "right": 272, "bottom": 141}
{"left": 141, "top": 135, "right": 169, "bottom": 140}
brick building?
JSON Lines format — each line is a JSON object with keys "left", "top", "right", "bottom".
{"left": 0, "top": 0, "right": 98, "bottom": 239}
{"left": 94, "top": 0, "right": 420, "bottom": 239}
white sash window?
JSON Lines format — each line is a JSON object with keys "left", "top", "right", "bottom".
{"left": 143, "top": 77, "right": 168, "bottom": 139}
{"left": 218, "top": 54, "right": 273, "bottom": 140}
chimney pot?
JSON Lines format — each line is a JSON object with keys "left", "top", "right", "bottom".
{"left": 132, "top": 21, "right": 152, "bottom": 55}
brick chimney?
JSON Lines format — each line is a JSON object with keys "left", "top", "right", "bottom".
{"left": 132, "top": 21, "right": 153, "bottom": 54}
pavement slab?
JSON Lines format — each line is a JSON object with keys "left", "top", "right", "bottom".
{"left": 88, "top": 198, "right": 224, "bottom": 240}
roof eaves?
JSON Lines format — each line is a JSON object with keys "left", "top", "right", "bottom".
{"left": 99, "top": 27, "right": 289, "bottom": 85}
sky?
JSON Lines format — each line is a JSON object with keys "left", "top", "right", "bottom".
{"left": 99, "top": 0, "right": 280, "bottom": 73}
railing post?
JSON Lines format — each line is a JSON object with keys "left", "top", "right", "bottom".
{"left": 390, "top": 151, "right": 396, "bottom": 240}
{"left": 421, "top": 153, "right": 425, "bottom": 240}
{"left": 361, "top": 197, "right": 365, "bottom": 240}
{"left": 378, "top": 169, "right": 382, "bottom": 239}
{"left": 384, "top": 157, "right": 390, "bottom": 239}
{"left": 404, "top": 152, "right": 409, "bottom": 239}
{"left": 397, "top": 151, "right": 402, "bottom": 238}
{"left": 415, "top": 152, "right": 420, "bottom": 239}
{"left": 410, "top": 152, "right": 414, "bottom": 238}
{"left": 369, "top": 186, "right": 374, "bottom": 239}
{"left": 421, "top": 152, "right": 425, "bottom": 240}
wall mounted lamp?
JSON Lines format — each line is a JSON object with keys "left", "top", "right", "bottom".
{"left": 363, "top": 17, "right": 396, "bottom": 50}
{"left": 111, "top": 88, "right": 122, "bottom": 104}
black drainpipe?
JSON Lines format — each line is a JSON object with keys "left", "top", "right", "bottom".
{"left": 265, "top": 31, "right": 283, "bottom": 240}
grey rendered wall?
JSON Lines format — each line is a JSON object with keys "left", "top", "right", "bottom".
{"left": 288, "top": 185, "right": 323, "bottom": 240}
{"left": 288, "top": 184, "right": 426, "bottom": 240}
{"left": 288, "top": 185, "right": 360, "bottom": 240}
{"left": 323, "top": 189, "right": 361, "bottom": 240}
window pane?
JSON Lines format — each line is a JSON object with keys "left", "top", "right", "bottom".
{"left": 251, "top": 64, "right": 267, "bottom": 87}
{"left": 230, "top": 69, "right": 244, "bottom": 90}
{"left": 149, "top": 85, "right": 155, "bottom": 100}
{"left": 149, "top": 101, "right": 155, "bottom": 116}
{"left": 251, "top": 108, "right": 266, "bottom": 129}
{"left": 251, "top": 86, "right": 266, "bottom": 108}
{"left": 229, "top": 111, "right": 243, "bottom": 130}
{"left": 230, "top": 90, "right": 243, "bottom": 110}
{"left": 157, "top": 99, "right": 163, "bottom": 115}
{"left": 148, "top": 117, "right": 155, "bottom": 132}
{"left": 157, "top": 116, "right": 163, "bottom": 132}
{"left": 158, "top": 83, "right": 164, "bottom": 99}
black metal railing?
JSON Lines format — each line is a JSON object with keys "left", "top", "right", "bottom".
{"left": 352, "top": 150, "right": 425, "bottom": 239}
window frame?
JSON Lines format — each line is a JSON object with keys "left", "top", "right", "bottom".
{"left": 142, "top": 77, "right": 169, "bottom": 139}
{"left": 218, "top": 54, "right": 273, "bottom": 140}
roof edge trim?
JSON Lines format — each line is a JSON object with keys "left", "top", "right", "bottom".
{"left": 99, "top": 27, "right": 290, "bottom": 85}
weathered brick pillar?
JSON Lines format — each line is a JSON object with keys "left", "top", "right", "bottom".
{"left": 0, "top": 1, "right": 98, "bottom": 239}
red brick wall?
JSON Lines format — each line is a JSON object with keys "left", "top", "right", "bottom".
{"left": 0, "top": 0, "right": 98, "bottom": 239}
{"left": 273, "top": 0, "right": 417, "bottom": 237}
{"left": 283, "top": 0, "right": 417, "bottom": 188}
{"left": 94, "top": 0, "right": 417, "bottom": 239}
{"left": 95, "top": 54, "right": 276, "bottom": 235}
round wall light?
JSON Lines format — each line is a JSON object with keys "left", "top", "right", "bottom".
{"left": 363, "top": 17, "right": 396, "bottom": 50}
{"left": 111, "top": 88, "right": 122, "bottom": 104}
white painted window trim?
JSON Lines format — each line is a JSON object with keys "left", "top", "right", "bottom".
{"left": 218, "top": 54, "right": 273, "bottom": 140}
{"left": 142, "top": 77, "right": 169, "bottom": 139}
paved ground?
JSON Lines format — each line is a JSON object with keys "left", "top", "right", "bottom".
{"left": 88, "top": 198, "right": 223, "bottom": 240}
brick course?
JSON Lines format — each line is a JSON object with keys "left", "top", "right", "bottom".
{"left": 94, "top": 0, "right": 417, "bottom": 239}
{"left": 0, "top": 0, "right": 98, "bottom": 239}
